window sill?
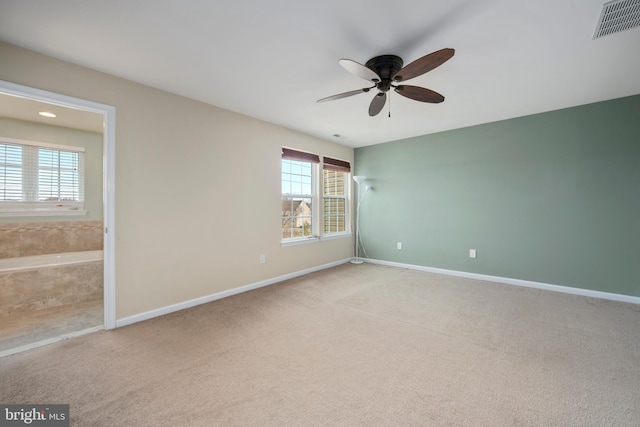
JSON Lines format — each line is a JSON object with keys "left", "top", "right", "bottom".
{"left": 0, "top": 209, "right": 88, "bottom": 218}
{"left": 321, "top": 232, "right": 352, "bottom": 241}
{"left": 281, "top": 236, "right": 320, "bottom": 247}
{"left": 281, "top": 232, "right": 352, "bottom": 247}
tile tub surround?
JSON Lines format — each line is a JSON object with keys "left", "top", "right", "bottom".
{"left": 0, "top": 260, "right": 103, "bottom": 315}
{"left": 0, "top": 260, "right": 103, "bottom": 351}
{"left": 0, "top": 220, "right": 103, "bottom": 259}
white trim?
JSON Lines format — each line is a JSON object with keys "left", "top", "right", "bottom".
{"left": 0, "top": 136, "right": 86, "bottom": 152}
{"left": 281, "top": 236, "right": 320, "bottom": 247}
{"left": 103, "top": 101, "right": 116, "bottom": 330}
{"left": 116, "top": 258, "right": 351, "bottom": 328}
{"left": 321, "top": 232, "right": 352, "bottom": 241}
{"left": 364, "top": 258, "right": 640, "bottom": 305}
{"left": 0, "top": 79, "right": 117, "bottom": 330}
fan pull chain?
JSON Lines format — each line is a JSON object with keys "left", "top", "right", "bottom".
{"left": 388, "top": 93, "right": 391, "bottom": 118}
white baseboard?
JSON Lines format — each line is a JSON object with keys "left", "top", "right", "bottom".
{"left": 364, "top": 258, "right": 640, "bottom": 305}
{"left": 115, "top": 256, "right": 638, "bottom": 329}
{"left": 116, "top": 258, "right": 352, "bottom": 328}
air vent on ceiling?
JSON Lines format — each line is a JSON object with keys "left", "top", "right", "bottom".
{"left": 594, "top": 0, "right": 640, "bottom": 38}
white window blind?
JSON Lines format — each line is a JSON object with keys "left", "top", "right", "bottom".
{"left": 36, "top": 147, "right": 84, "bottom": 202}
{"left": 0, "top": 143, "right": 22, "bottom": 201}
{"left": 0, "top": 137, "right": 85, "bottom": 214}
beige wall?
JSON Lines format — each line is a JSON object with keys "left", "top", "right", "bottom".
{"left": 0, "top": 42, "right": 353, "bottom": 319}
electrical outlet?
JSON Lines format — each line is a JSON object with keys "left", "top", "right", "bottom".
{"left": 469, "top": 249, "right": 477, "bottom": 259}
{"left": 259, "top": 254, "right": 266, "bottom": 264}
{"left": 397, "top": 242, "right": 403, "bottom": 250}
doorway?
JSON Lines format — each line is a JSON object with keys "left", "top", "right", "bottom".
{"left": 0, "top": 80, "right": 115, "bottom": 356}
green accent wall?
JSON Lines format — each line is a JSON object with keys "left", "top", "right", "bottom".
{"left": 355, "top": 95, "right": 640, "bottom": 297}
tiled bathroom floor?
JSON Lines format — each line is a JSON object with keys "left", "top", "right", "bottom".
{"left": 0, "top": 297, "right": 102, "bottom": 352}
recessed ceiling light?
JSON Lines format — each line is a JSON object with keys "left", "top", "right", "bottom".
{"left": 39, "top": 111, "right": 56, "bottom": 118}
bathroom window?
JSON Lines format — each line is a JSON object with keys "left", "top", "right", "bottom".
{"left": 281, "top": 148, "right": 319, "bottom": 243}
{"left": 0, "top": 137, "right": 85, "bottom": 216}
{"left": 323, "top": 157, "right": 350, "bottom": 235}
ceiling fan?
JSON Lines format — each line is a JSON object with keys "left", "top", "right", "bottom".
{"left": 317, "top": 48, "right": 455, "bottom": 117}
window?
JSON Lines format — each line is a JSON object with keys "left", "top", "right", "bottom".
{"left": 0, "top": 137, "right": 85, "bottom": 215}
{"left": 281, "top": 148, "right": 319, "bottom": 241}
{"left": 281, "top": 148, "right": 352, "bottom": 243}
{"left": 323, "top": 157, "right": 350, "bottom": 235}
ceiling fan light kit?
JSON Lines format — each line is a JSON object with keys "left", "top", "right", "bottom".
{"left": 318, "top": 48, "right": 455, "bottom": 117}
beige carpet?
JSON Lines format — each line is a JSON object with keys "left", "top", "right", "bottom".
{"left": 1, "top": 263, "right": 639, "bottom": 426}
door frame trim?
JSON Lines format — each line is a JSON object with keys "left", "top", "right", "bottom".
{"left": 0, "top": 79, "right": 117, "bottom": 329}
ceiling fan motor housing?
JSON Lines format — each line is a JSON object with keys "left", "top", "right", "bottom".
{"left": 365, "top": 55, "right": 403, "bottom": 92}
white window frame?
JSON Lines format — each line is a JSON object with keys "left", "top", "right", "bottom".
{"left": 281, "top": 156, "right": 319, "bottom": 246}
{"left": 0, "top": 136, "right": 87, "bottom": 217}
{"left": 322, "top": 167, "right": 351, "bottom": 238}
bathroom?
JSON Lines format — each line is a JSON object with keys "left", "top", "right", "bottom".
{"left": 0, "top": 93, "right": 104, "bottom": 354}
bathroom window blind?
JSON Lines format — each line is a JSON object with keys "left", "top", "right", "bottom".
{"left": 36, "top": 147, "right": 84, "bottom": 202}
{"left": 0, "top": 137, "right": 85, "bottom": 215}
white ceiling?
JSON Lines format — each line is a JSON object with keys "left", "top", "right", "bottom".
{"left": 0, "top": 93, "right": 103, "bottom": 133}
{"left": 0, "top": 0, "right": 639, "bottom": 148}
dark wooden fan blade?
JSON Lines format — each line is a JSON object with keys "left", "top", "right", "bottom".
{"left": 317, "top": 87, "right": 371, "bottom": 103}
{"left": 393, "top": 48, "right": 454, "bottom": 82}
{"left": 368, "top": 92, "right": 387, "bottom": 116}
{"left": 394, "top": 85, "right": 445, "bottom": 103}
{"left": 339, "top": 59, "right": 381, "bottom": 82}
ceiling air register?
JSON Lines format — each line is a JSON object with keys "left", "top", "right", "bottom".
{"left": 594, "top": 0, "right": 640, "bottom": 38}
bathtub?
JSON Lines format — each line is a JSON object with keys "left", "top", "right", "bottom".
{"left": 0, "top": 250, "right": 103, "bottom": 273}
{"left": 0, "top": 250, "right": 104, "bottom": 349}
